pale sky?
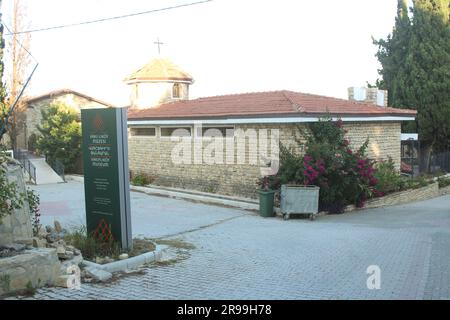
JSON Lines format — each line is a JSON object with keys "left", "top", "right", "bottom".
{"left": 1, "top": 0, "right": 401, "bottom": 107}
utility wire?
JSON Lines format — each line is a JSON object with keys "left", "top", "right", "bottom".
{"left": 0, "top": 22, "right": 39, "bottom": 139}
{"left": 5, "top": 0, "right": 214, "bottom": 35}
{"left": 2, "top": 23, "right": 38, "bottom": 63}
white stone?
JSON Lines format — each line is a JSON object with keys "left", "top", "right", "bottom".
{"left": 119, "top": 253, "right": 129, "bottom": 260}
{"left": 84, "top": 267, "right": 112, "bottom": 282}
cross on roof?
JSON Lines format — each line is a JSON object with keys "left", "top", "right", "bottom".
{"left": 154, "top": 38, "right": 164, "bottom": 55}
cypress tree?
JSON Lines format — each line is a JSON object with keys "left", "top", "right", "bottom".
{"left": 375, "top": 0, "right": 450, "bottom": 171}
{"left": 0, "top": 3, "right": 8, "bottom": 138}
{"left": 408, "top": 0, "right": 450, "bottom": 168}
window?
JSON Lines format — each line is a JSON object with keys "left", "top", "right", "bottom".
{"left": 172, "top": 83, "right": 181, "bottom": 99}
{"left": 198, "top": 126, "right": 235, "bottom": 138}
{"left": 161, "top": 127, "right": 191, "bottom": 137}
{"left": 130, "top": 127, "right": 156, "bottom": 137}
{"left": 134, "top": 84, "right": 139, "bottom": 100}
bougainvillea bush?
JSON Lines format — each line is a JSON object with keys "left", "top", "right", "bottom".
{"left": 272, "top": 118, "right": 381, "bottom": 214}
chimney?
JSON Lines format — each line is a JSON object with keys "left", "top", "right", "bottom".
{"left": 348, "top": 87, "right": 388, "bottom": 107}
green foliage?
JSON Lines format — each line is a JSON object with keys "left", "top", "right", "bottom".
{"left": 131, "top": 171, "right": 153, "bottom": 186}
{"left": 27, "top": 188, "right": 41, "bottom": 236}
{"left": 36, "top": 103, "right": 82, "bottom": 173}
{"left": 64, "top": 225, "right": 121, "bottom": 261}
{"left": 0, "top": 8, "right": 7, "bottom": 135}
{"left": 0, "top": 274, "right": 11, "bottom": 294}
{"left": 272, "top": 118, "right": 379, "bottom": 214}
{"left": 374, "top": 157, "right": 408, "bottom": 194}
{"left": 374, "top": 0, "right": 450, "bottom": 154}
{"left": 0, "top": 147, "right": 24, "bottom": 224}
{"left": 438, "top": 176, "right": 450, "bottom": 188}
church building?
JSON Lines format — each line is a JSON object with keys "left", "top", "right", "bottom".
{"left": 126, "top": 58, "right": 417, "bottom": 199}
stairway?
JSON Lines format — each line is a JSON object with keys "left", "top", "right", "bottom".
{"left": 29, "top": 157, "right": 64, "bottom": 185}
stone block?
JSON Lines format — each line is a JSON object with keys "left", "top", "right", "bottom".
{"left": 84, "top": 267, "right": 112, "bottom": 282}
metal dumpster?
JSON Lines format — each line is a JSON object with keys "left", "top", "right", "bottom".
{"left": 280, "top": 185, "right": 320, "bottom": 220}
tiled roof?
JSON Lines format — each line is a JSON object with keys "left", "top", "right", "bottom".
{"left": 125, "top": 58, "right": 193, "bottom": 83}
{"left": 127, "top": 90, "right": 417, "bottom": 120}
{"left": 26, "top": 89, "right": 115, "bottom": 108}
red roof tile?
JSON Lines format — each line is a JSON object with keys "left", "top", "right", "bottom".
{"left": 26, "top": 89, "right": 115, "bottom": 108}
{"left": 127, "top": 90, "right": 417, "bottom": 120}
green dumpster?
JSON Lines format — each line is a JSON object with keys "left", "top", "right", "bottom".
{"left": 258, "top": 189, "right": 275, "bottom": 217}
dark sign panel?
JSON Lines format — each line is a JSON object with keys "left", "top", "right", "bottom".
{"left": 81, "top": 108, "right": 132, "bottom": 250}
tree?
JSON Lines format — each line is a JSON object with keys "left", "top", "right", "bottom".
{"left": 36, "top": 103, "right": 82, "bottom": 173}
{"left": 374, "top": 0, "right": 412, "bottom": 106}
{"left": 4, "top": 0, "right": 31, "bottom": 150}
{"left": 0, "top": 2, "right": 8, "bottom": 139}
{"left": 374, "top": 0, "right": 450, "bottom": 172}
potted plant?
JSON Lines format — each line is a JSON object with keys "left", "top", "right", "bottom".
{"left": 258, "top": 176, "right": 276, "bottom": 217}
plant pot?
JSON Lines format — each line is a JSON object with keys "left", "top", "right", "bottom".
{"left": 258, "top": 189, "right": 275, "bottom": 217}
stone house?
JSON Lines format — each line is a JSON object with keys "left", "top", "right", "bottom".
{"left": 126, "top": 58, "right": 417, "bottom": 199}
{"left": 16, "top": 89, "right": 113, "bottom": 150}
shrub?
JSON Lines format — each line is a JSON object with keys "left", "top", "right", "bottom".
{"left": 273, "top": 118, "right": 379, "bottom": 214}
{"left": 131, "top": 172, "right": 153, "bottom": 186}
{"left": 36, "top": 103, "right": 81, "bottom": 173}
{"left": 438, "top": 176, "right": 450, "bottom": 188}
{"left": 64, "top": 226, "right": 121, "bottom": 261}
{"left": 374, "top": 157, "right": 408, "bottom": 195}
{"left": 27, "top": 189, "right": 41, "bottom": 236}
{"left": 0, "top": 147, "right": 24, "bottom": 223}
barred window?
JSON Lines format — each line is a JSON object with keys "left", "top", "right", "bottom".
{"left": 130, "top": 127, "right": 156, "bottom": 137}
{"left": 160, "top": 127, "right": 191, "bottom": 137}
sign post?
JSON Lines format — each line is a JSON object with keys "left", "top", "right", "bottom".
{"left": 81, "top": 107, "right": 132, "bottom": 250}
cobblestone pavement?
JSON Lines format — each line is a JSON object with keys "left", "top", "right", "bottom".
{"left": 23, "top": 183, "right": 450, "bottom": 299}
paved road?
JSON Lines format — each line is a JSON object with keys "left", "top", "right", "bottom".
{"left": 26, "top": 182, "right": 450, "bottom": 299}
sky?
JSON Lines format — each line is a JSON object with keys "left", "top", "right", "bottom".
{"left": 1, "top": 0, "right": 402, "bottom": 107}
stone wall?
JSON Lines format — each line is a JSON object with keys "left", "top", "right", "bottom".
{"left": 0, "top": 163, "right": 33, "bottom": 246}
{"left": 0, "top": 248, "right": 61, "bottom": 296}
{"left": 18, "top": 93, "right": 109, "bottom": 149}
{"left": 364, "top": 182, "right": 439, "bottom": 209}
{"left": 128, "top": 121, "right": 402, "bottom": 199}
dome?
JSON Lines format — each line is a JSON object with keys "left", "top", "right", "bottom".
{"left": 125, "top": 58, "right": 194, "bottom": 84}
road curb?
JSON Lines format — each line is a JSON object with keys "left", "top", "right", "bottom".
{"left": 81, "top": 245, "right": 168, "bottom": 273}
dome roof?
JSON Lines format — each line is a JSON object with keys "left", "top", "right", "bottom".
{"left": 125, "top": 58, "right": 193, "bottom": 84}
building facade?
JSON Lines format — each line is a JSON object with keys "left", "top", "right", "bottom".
{"left": 18, "top": 89, "right": 112, "bottom": 150}
{"left": 127, "top": 86, "right": 416, "bottom": 198}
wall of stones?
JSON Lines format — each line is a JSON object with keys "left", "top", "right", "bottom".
{"left": 128, "top": 121, "right": 402, "bottom": 199}
{"left": 364, "top": 182, "right": 439, "bottom": 209}
{"left": 18, "top": 93, "right": 108, "bottom": 149}
{"left": 0, "top": 163, "right": 33, "bottom": 246}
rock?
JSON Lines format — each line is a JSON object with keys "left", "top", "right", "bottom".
{"left": 103, "top": 256, "right": 114, "bottom": 264}
{"left": 32, "top": 238, "right": 47, "bottom": 248}
{"left": 95, "top": 257, "right": 103, "bottom": 264}
{"left": 54, "top": 221, "right": 63, "bottom": 233}
{"left": 37, "top": 226, "right": 47, "bottom": 238}
{"left": 73, "top": 249, "right": 81, "bottom": 256}
{"left": 55, "top": 275, "right": 79, "bottom": 288}
{"left": 119, "top": 253, "right": 129, "bottom": 260}
{"left": 1, "top": 243, "right": 25, "bottom": 251}
{"left": 84, "top": 267, "right": 112, "bottom": 282}
{"left": 56, "top": 245, "right": 66, "bottom": 259}
{"left": 12, "top": 238, "right": 33, "bottom": 247}
{"left": 45, "top": 225, "right": 54, "bottom": 233}
{"left": 65, "top": 251, "right": 74, "bottom": 260}
{"left": 46, "top": 233, "right": 57, "bottom": 244}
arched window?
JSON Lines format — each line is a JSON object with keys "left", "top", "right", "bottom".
{"left": 172, "top": 83, "right": 181, "bottom": 99}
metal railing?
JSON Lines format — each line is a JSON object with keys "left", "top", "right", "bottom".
{"left": 14, "top": 149, "right": 37, "bottom": 184}
{"left": 430, "top": 151, "right": 450, "bottom": 174}
{"left": 46, "top": 157, "right": 66, "bottom": 183}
